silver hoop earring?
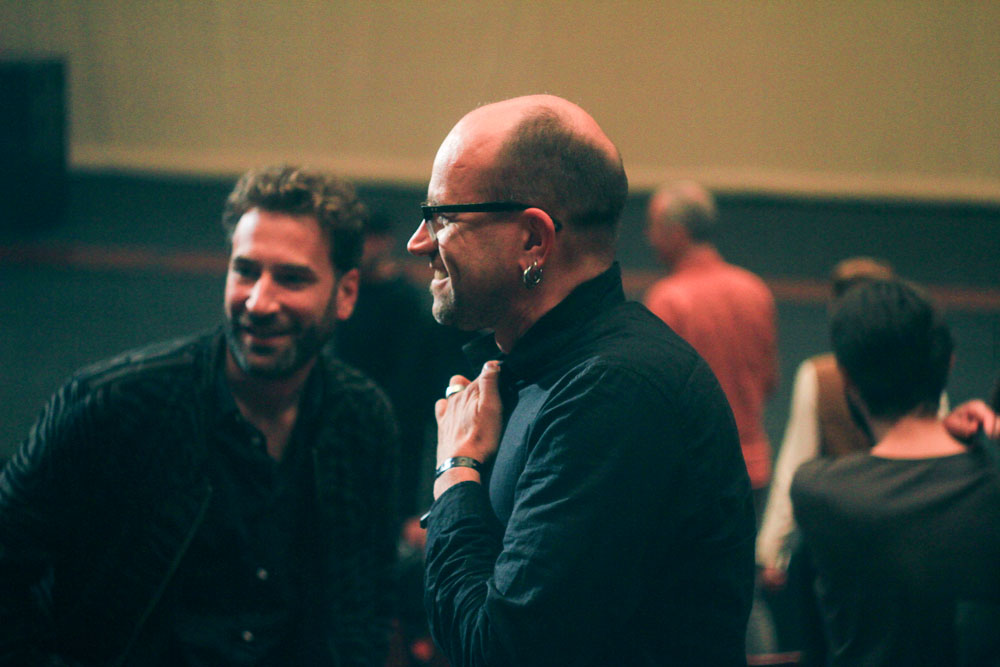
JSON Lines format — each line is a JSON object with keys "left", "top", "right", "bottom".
{"left": 523, "top": 260, "right": 543, "bottom": 289}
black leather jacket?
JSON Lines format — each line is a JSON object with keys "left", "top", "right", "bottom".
{"left": 0, "top": 330, "right": 399, "bottom": 666}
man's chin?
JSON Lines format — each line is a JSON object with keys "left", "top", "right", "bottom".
{"left": 229, "top": 342, "right": 300, "bottom": 380}
{"left": 432, "top": 295, "right": 460, "bottom": 327}
{"left": 225, "top": 324, "right": 330, "bottom": 380}
{"left": 432, "top": 305, "right": 484, "bottom": 332}
{"left": 238, "top": 357, "right": 299, "bottom": 380}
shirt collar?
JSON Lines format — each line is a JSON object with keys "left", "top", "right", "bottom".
{"left": 463, "top": 262, "right": 626, "bottom": 381}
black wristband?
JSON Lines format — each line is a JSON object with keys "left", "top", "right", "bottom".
{"left": 435, "top": 456, "right": 483, "bottom": 479}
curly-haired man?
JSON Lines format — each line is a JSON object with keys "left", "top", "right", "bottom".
{"left": 0, "top": 166, "right": 399, "bottom": 666}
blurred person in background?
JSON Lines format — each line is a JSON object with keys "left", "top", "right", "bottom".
{"left": 644, "top": 180, "right": 778, "bottom": 510}
{"left": 791, "top": 278, "right": 1000, "bottom": 666}
{"left": 757, "top": 257, "right": 897, "bottom": 591}
{"left": 756, "top": 257, "right": 898, "bottom": 660}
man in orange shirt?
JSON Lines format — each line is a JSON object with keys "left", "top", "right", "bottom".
{"left": 644, "top": 180, "right": 778, "bottom": 508}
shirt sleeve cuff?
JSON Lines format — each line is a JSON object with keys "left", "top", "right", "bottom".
{"left": 421, "top": 480, "right": 496, "bottom": 534}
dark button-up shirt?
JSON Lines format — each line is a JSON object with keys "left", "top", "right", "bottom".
{"left": 423, "top": 263, "right": 756, "bottom": 666}
{"left": 163, "top": 365, "right": 328, "bottom": 666}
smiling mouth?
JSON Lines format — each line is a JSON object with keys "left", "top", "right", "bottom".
{"left": 429, "top": 257, "right": 449, "bottom": 277}
{"left": 430, "top": 271, "right": 452, "bottom": 293}
{"left": 240, "top": 326, "right": 291, "bottom": 343}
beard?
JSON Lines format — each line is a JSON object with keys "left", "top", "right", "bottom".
{"left": 431, "top": 286, "right": 459, "bottom": 327}
{"left": 429, "top": 270, "right": 511, "bottom": 332}
{"left": 224, "top": 311, "right": 333, "bottom": 380}
{"left": 432, "top": 284, "right": 490, "bottom": 332}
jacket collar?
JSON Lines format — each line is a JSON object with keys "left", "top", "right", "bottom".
{"left": 463, "top": 262, "right": 626, "bottom": 382}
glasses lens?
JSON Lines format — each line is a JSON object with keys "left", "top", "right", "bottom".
{"left": 424, "top": 215, "right": 440, "bottom": 241}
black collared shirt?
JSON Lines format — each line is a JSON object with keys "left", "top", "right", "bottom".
{"left": 424, "top": 263, "right": 756, "bottom": 666}
{"left": 161, "top": 363, "right": 328, "bottom": 666}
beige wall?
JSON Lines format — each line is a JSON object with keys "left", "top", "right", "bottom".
{"left": 4, "top": 0, "right": 999, "bottom": 201}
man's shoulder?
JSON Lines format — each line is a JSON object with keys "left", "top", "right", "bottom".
{"left": 790, "top": 355, "right": 824, "bottom": 386}
{"left": 23, "top": 332, "right": 218, "bottom": 468}
{"left": 791, "top": 454, "right": 870, "bottom": 503}
{"left": 723, "top": 259, "right": 770, "bottom": 287}
{"left": 70, "top": 330, "right": 216, "bottom": 395}
{"left": 647, "top": 260, "right": 773, "bottom": 305}
{"left": 643, "top": 273, "right": 685, "bottom": 305}
{"left": 316, "top": 351, "right": 397, "bottom": 421}
{"left": 596, "top": 301, "right": 702, "bottom": 364}
{"left": 570, "top": 301, "right": 726, "bottom": 407}
{"left": 319, "top": 351, "right": 385, "bottom": 393}
{"left": 705, "top": 260, "right": 776, "bottom": 313}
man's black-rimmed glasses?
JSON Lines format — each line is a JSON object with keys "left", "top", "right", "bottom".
{"left": 420, "top": 201, "right": 562, "bottom": 241}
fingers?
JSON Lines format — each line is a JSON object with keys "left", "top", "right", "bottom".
{"left": 443, "top": 375, "right": 470, "bottom": 398}
{"left": 476, "top": 361, "right": 501, "bottom": 398}
{"left": 447, "top": 375, "right": 471, "bottom": 390}
{"left": 437, "top": 375, "right": 471, "bottom": 422}
{"left": 945, "top": 414, "right": 979, "bottom": 439}
{"left": 944, "top": 400, "right": 995, "bottom": 440}
{"left": 437, "top": 364, "right": 501, "bottom": 422}
{"left": 478, "top": 360, "right": 501, "bottom": 380}
{"left": 986, "top": 413, "right": 1000, "bottom": 440}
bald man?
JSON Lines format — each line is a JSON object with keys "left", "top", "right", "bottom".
{"left": 644, "top": 181, "right": 778, "bottom": 501}
{"left": 409, "top": 96, "right": 755, "bottom": 666}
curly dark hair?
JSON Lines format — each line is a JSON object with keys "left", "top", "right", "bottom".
{"left": 222, "top": 165, "right": 367, "bottom": 274}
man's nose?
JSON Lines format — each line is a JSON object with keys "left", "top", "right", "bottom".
{"left": 407, "top": 220, "right": 435, "bottom": 256}
{"left": 246, "top": 276, "right": 280, "bottom": 314}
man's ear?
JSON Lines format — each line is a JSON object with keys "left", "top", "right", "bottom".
{"left": 519, "top": 207, "right": 557, "bottom": 267}
{"left": 334, "top": 268, "right": 360, "bottom": 320}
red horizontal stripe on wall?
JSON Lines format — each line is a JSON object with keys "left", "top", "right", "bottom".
{"left": 2, "top": 243, "right": 999, "bottom": 311}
